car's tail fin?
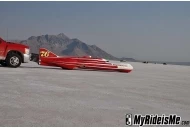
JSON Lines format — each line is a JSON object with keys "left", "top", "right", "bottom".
{"left": 39, "top": 48, "right": 58, "bottom": 58}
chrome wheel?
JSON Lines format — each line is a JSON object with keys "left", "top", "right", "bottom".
{"left": 10, "top": 56, "right": 20, "bottom": 66}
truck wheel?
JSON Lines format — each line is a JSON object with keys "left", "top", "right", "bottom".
{"left": 6, "top": 53, "right": 22, "bottom": 68}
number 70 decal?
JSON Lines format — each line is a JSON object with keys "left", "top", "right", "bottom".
{"left": 40, "top": 51, "right": 50, "bottom": 57}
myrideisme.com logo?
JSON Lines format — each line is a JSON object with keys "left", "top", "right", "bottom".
{"left": 126, "top": 114, "right": 182, "bottom": 126}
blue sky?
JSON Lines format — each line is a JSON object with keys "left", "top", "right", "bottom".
{"left": 0, "top": 1, "right": 190, "bottom": 62}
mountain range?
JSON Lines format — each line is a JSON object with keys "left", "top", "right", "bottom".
{"left": 18, "top": 33, "right": 120, "bottom": 60}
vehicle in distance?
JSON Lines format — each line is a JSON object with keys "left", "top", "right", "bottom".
{"left": 38, "top": 48, "right": 133, "bottom": 73}
{"left": 0, "top": 37, "right": 30, "bottom": 67}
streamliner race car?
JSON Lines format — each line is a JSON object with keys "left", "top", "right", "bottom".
{"left": 38, "top": 48, "right": 133, "bottom": 73}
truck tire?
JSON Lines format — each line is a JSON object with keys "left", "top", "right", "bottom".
{"left": 6, "top": 53, "right": 22, "bottom": 68}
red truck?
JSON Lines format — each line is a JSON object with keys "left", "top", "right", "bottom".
{"left": 0, "top": 37, "right": 30, "bottom": 68}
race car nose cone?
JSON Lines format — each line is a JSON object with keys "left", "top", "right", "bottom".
{"left": 126, "top": 64, "right": 133, "bottom": 70}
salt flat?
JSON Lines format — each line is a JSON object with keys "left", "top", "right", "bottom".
{"left": 0, "top": 61, "right": 190, "bottom": 126}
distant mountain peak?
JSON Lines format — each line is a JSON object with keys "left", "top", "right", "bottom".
{"left": 57, "top": 33, "right": 70, "bottom": 39}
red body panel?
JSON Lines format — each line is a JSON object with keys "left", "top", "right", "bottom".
{"left": 39, "top": 48, "right": 133, "bottom": 73}
{"left": 0, "top": 37, "right": 29, "bottom": 60}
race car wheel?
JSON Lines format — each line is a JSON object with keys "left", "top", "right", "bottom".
{"left": 6, "top": 53, "right": 22, "bottom": 68}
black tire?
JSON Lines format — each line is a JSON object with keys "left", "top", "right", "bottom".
{"left": 6, "top": 53, "right": 22, "bottom": 68}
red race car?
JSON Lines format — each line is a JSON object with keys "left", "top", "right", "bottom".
{"left": 38, "top": 48, "right": 133, "bottom": 73}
